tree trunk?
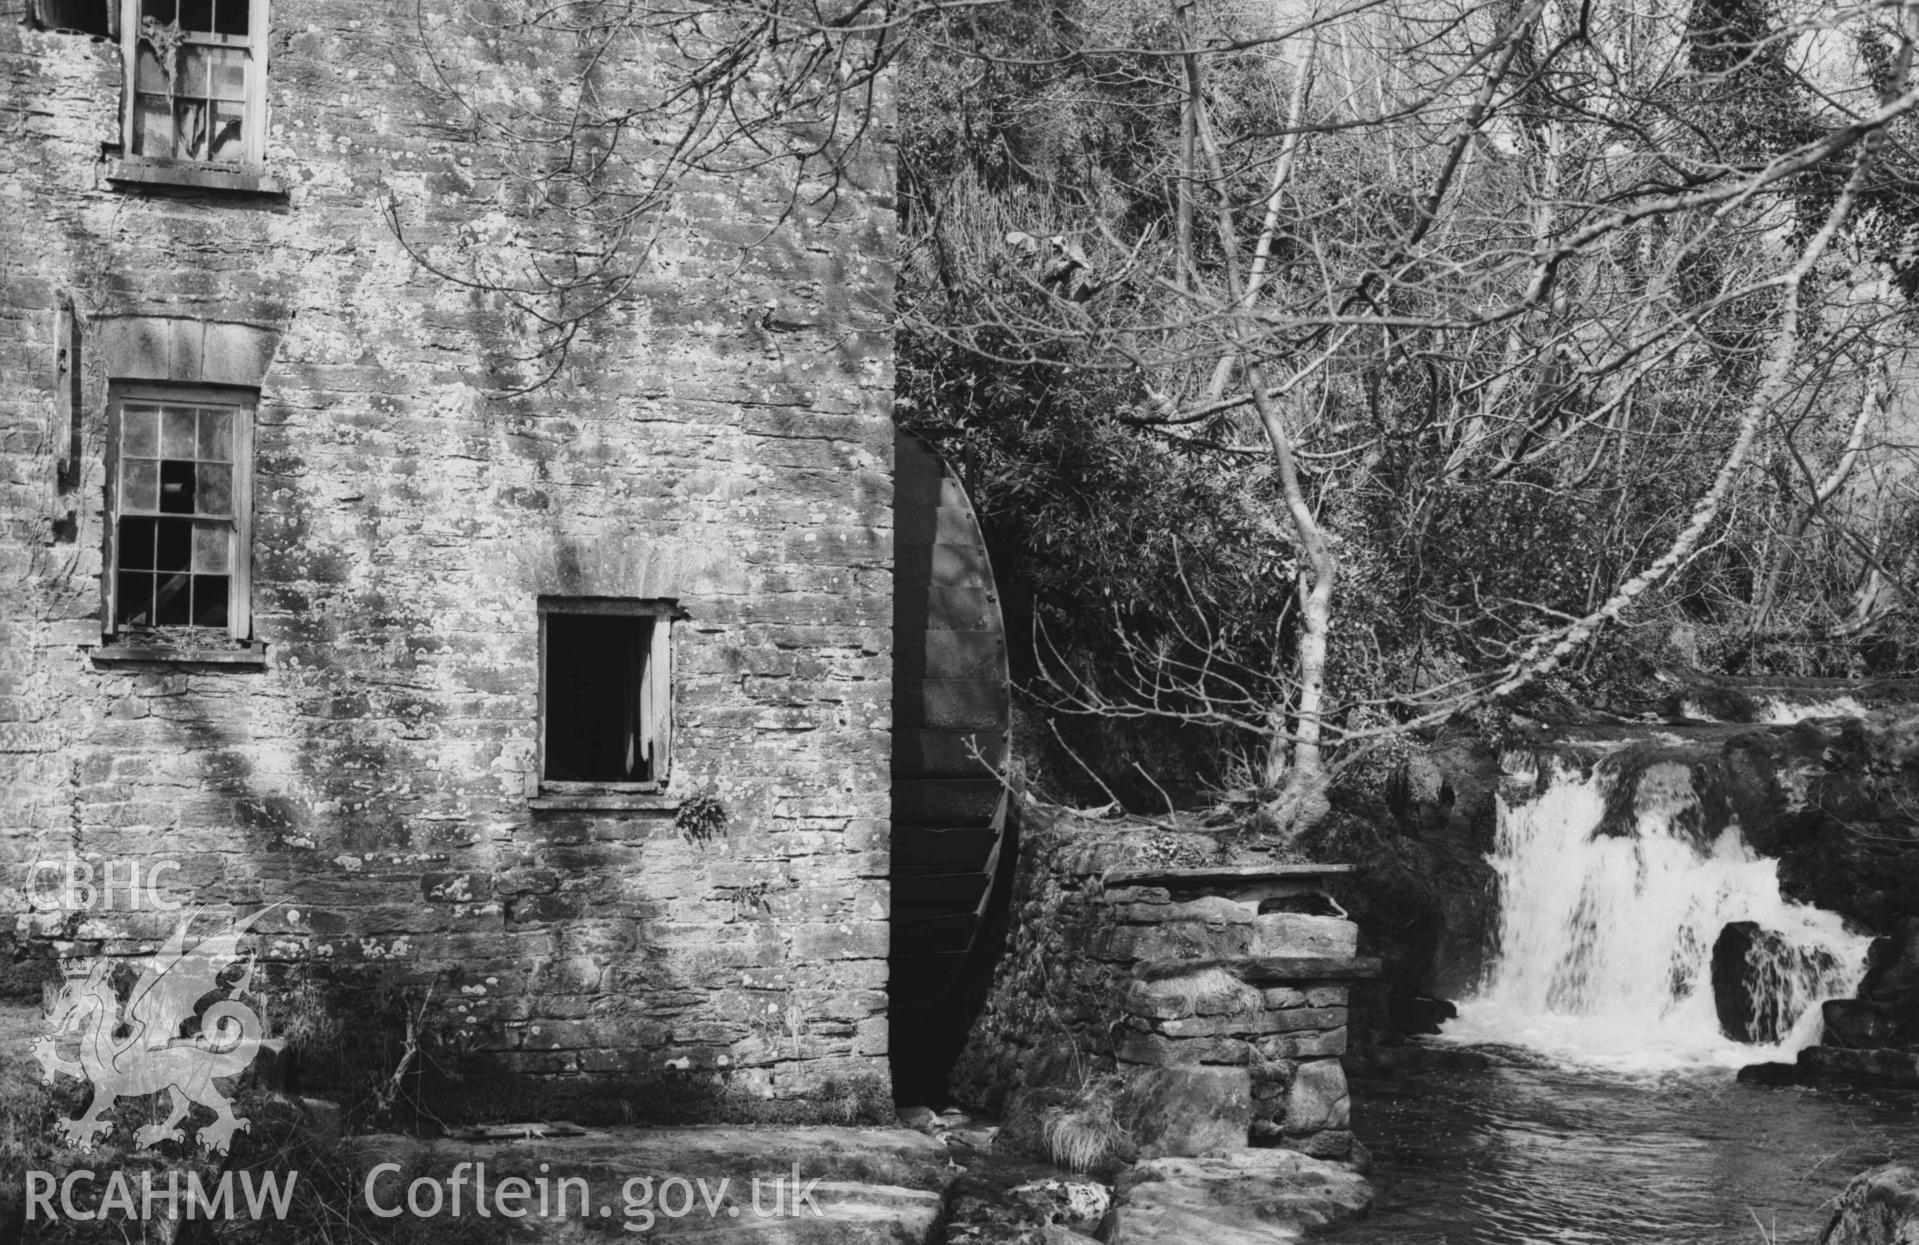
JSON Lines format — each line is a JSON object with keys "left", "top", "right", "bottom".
{"left": 1246, "top": 366, "right": 1336, "bottom": 841}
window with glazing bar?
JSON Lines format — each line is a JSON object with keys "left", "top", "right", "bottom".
{"left": 106, "top": 385, "right": 253, "bottom": 640}
{"left": 121, "top": 0, "right": 268, "bottom": 168}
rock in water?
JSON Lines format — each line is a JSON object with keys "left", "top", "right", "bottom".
{"left": 1820, "top": 1164, "right": 1919, "bottom": 1244}
{"left": 1714, "top": 922, "right": 1768, "bottom": 1041}
{"left": 1795, "top": 1047, "right": 1919, "bottom": 1085}
{"left": 1711, "top": 921, "right": 1836, "bottom": 1043}
{"left": 1734, "top": 1061, "right": 1800, "bottom": 1086}
{"left": 1822, "top": 999, "right": 1901, "bottom": 1049}
{"left": 1858, "top": 919, "right": 1919, "bottom": 1045}
{"left": 1388, "top": 993, "right": 1458, "bottom": 1036}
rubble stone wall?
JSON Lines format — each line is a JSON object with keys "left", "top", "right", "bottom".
{"left": 0, "top": 5, "right": 895, "bottom": 1115}
{"left": 954, "top": 806, "right": 1358, "bottom": 1160}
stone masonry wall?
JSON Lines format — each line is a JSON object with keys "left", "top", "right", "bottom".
{"left": 953, "top": 805, "right": 1361, "bottom": 1161}
{"left": 0, "top": 5, "right": 895, "bottom": 1116}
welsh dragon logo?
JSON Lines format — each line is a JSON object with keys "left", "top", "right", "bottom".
{"left": 32, "top": 907, "right": 271, "bottom": 1155}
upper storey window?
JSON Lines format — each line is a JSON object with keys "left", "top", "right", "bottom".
{"left": 121, "top": 0, "right": 267, "bottom": 170}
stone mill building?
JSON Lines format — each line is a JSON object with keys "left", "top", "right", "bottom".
{"left": 0, "top": 0, "right": 1000, "bottom": 1120}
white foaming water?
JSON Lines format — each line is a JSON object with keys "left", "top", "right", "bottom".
{"left": 1445, "top": 761, "right": 1872, "bottom": 1072}
{"left": 1757, "top": 695, "right": 1867, "bottom": 724}
{"left": 1678, "top": 694, "right": 1866, "bottom": 723}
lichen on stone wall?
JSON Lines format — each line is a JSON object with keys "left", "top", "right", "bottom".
{"left": 0, "top": 0, "right": 897, "bottom": 1117}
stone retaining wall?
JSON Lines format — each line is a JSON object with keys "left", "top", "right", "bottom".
{"left": 953, "top": 805, "right": 1368, "bottom": 1160}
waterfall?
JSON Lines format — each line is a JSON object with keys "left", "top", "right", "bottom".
{"left": 1446, "top": 756, "right": 1873, "bottom": 1070}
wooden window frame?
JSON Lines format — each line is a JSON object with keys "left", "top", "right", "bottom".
{"left": 537, "top": 598, "right": 679, "bottom": 797}
{"left": 118, "top": 0, "right": 270, "bottom": 175}
{"left": 103, "top": 381, "right": 254, "bottom": 646}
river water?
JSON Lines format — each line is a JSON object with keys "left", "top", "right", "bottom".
{"left": 1326, "top": 735, "right": 1916, "bottom": 1243}
{"left": 1330, "top": 1054, "right": 1919, "bottom": 1245}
